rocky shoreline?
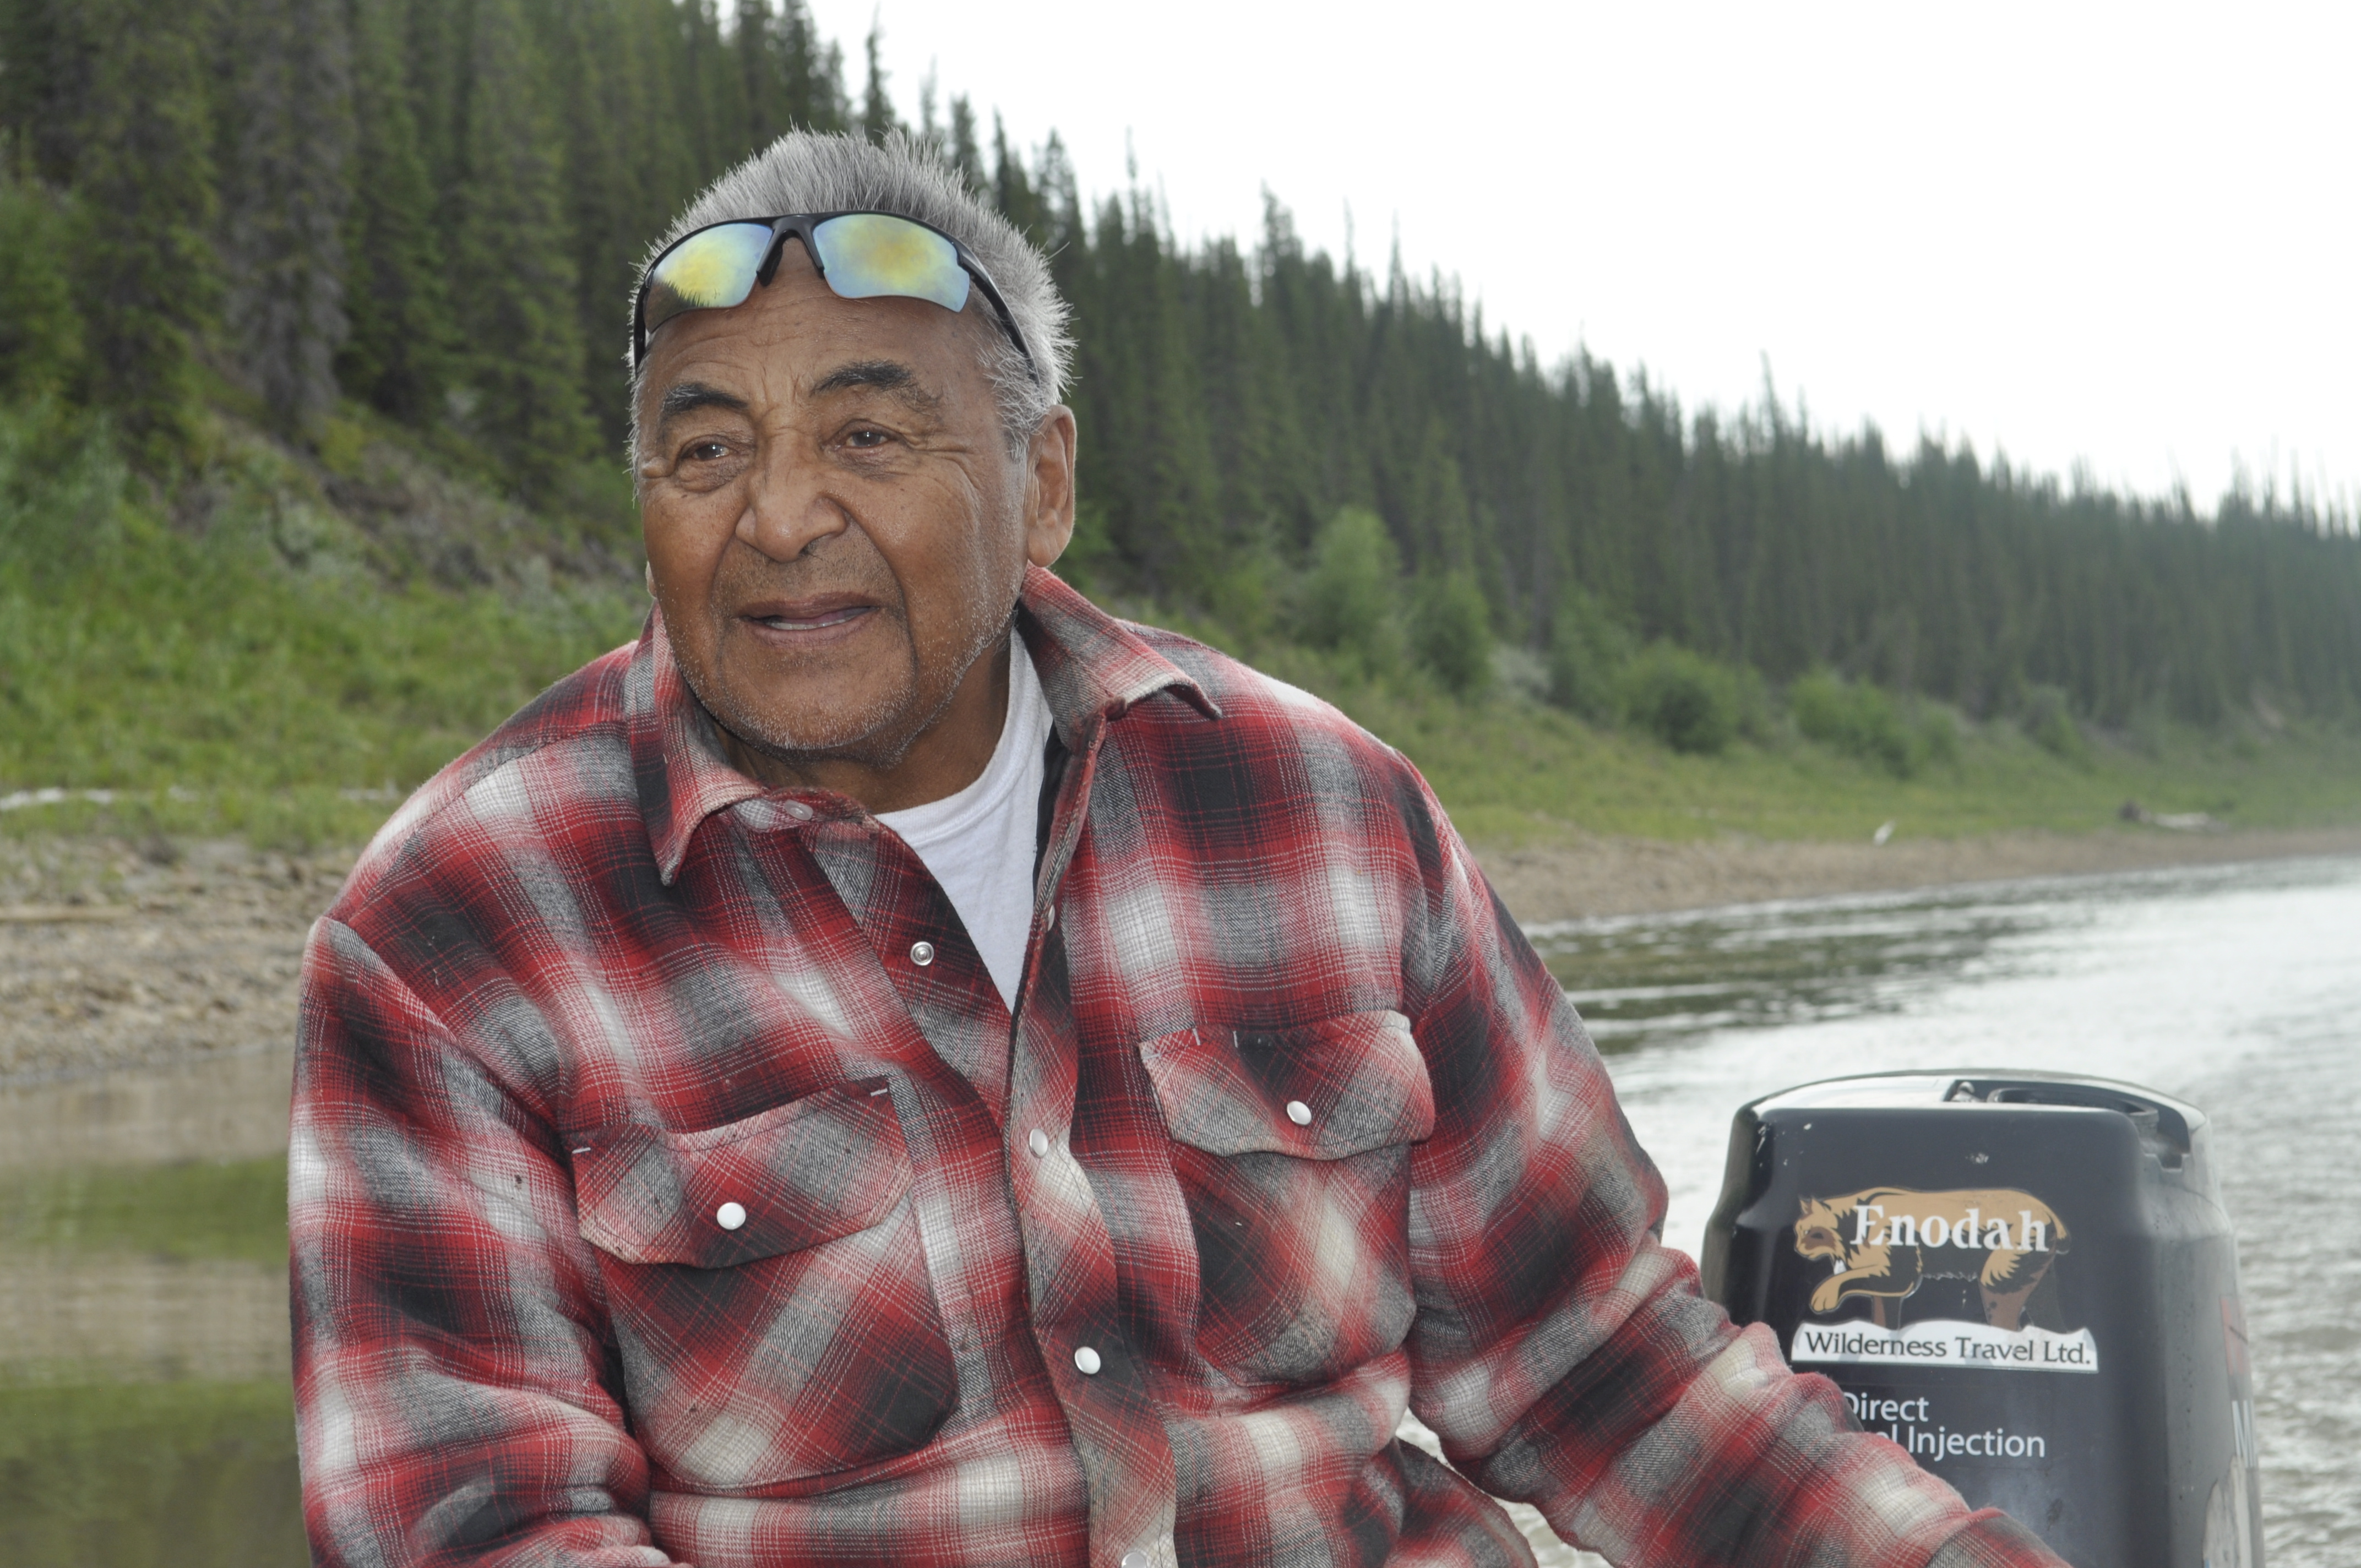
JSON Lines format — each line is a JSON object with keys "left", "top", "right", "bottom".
{"left": 0, "top": 836, "right": 338, "bottom": 1087}
{"left": 1474, "top": 824, "right": 2361, "bottom": 925}
{"left": 5, "top": 824, "right": 2360, "bottom": 1090}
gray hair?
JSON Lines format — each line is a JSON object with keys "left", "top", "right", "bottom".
{"left": 627, "top": 130, "right": 1071, "bottom": 464}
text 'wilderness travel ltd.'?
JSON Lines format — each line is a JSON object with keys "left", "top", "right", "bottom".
{"left": 1792, "top": 1321, "right": 2100, "bottom": 1373}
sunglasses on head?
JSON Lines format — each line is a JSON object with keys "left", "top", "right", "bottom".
{"left": 632, "top": 211, "right": 1037, "bottom": 379}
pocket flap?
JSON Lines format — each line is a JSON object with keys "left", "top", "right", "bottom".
{"left": 1140, "top": 1010, "right": 1433, "bottom": 1159}
{"left": 573, "top": 1079, "right": 911, "bottom": 1267}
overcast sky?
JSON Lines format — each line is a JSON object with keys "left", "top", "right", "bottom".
{"left": 806, "top": 1, "right": 2357, "bottom": 515}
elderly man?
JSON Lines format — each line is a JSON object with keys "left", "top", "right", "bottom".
{"left": 290, "top": 133, "right": 2062, "bottom": 1568}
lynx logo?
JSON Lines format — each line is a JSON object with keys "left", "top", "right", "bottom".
{"left": 1793, "top": 1187, "right": 2070, "bottom": 1330}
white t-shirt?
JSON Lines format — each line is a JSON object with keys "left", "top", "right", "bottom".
{"left": 875, "top": 642, "right": 1054, "bottom": 1012}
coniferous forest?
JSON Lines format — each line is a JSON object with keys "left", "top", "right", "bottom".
{"left": 3, "top": 0, "right": 2358, "bottom": 794}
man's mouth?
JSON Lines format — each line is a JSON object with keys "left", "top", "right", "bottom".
{"left": 739, "top": 597, "right": 878, "bottom": 636}
{"left": 755, "top": 607, "right": 868, "bottom": 630}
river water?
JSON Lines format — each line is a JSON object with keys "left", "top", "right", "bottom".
{"left": 3, "top": 853, "right": 2355, "bottom": 1565}
{"left": 1532, "top": 852, "right": 2361, "bottom": 1567}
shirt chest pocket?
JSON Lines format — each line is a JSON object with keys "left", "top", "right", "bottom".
{"left": 1139, "top": 1010, "right": 1435, "bottom": 1386}
{"left": 572, "top": 1079, "right": 958, "bottom": 1491}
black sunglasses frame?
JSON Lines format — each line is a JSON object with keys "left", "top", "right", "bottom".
{"left": 632, "top": 211, "right": 1038, "bottom": 380}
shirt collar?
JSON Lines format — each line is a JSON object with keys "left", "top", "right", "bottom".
{"left": 1013, "top": 564, "right": 1216, "bottom": 746}
{"left": 630, "top": 565, "right": 1214, "bottom": 885}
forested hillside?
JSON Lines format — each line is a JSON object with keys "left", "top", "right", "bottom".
{"left": 3, "top": 0, "right": 2357, "bottom": 754}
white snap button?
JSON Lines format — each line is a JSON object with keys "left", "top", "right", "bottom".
{"left": 783, "top": 801, "right": 813, "bottom": 821}
{"left": 1285, "top": 1099, "right": 1313, "bottom": 1126}
{"left": 1045, "top": 904, "right": 1057, "bottom": 928}
{"left": 1073, "top": 1344, "right": 1102, "bottom": 1375}
{"left": 715, "top": 1201, "right": 747, "bottom": 1231}
{"left": 910, "top": 940, "right": 935, "bottom": 966}
{"left": 1028, "top": 1129, "right": 1051, "bottom": 1158}
{"left": 1120, "top": 1553, "right": 1150, "bottom": 1568}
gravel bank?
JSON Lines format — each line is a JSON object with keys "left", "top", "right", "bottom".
{"left": 1474, "top": 824, "right": 2361, "bottom": 924}
{"left": 0, "top": 836, "right": 349, "bottom": 1085}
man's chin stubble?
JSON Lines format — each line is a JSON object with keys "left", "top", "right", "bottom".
{"left": 697, "top": 618, "right": 1005, "bottom": 779}
{"left": 698, "top": 662, "right": 931, "bottom": 774}
{"left": 725, "top": 699, "right": 928, "bottom": 775}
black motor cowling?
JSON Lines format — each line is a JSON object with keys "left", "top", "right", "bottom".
{"left": 1701, "top": 1070, "right": 2262, "bottom": 1568}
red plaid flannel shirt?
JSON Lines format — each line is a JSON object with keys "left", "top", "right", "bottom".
{"left": 291, "top": 568, "right": 2062, "bottom": 1568}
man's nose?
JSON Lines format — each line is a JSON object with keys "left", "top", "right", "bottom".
{"left": 735, "top": 440, "right": 850, "bottom": 561}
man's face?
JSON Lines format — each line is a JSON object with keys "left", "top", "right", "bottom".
{"left": 635, "top": 240, "right": 1074, "bottom": 783}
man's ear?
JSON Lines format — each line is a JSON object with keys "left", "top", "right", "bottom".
{"left": 1022, "top": 405, "right": 1079, "bottom": 568}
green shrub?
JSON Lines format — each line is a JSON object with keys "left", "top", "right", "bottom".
{"left": 1619, "top": 641, "right": 1741, "bottom": 754}
{"left": 1792, "top": 670, "right": 1914, "bottom": 776}
{"left": 2020, "top": 684, "right": 2091, "bottom": 767}
{"left": 1790, "top": 670, "right": 1963, "bottom": 777}
{"left": 1918, "top": 706, "right": 1961, "bottom": 767}
{"left": 1297, "top": 507, "right": 1403, "bottom": 678}
{"left": 1547, "top": 586, "right": 1633, "bottom": 721}
{"left": 1410, "top": 569, "right": 1493, "bottom": 696}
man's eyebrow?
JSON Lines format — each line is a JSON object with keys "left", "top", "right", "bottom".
{"left": 656, "top": 382, "right": 750, "bottom": 424}
{"left": 810, "top": 359, "right": 939, "bottom": 411}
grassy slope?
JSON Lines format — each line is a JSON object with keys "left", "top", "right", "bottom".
{"left": 3, "top": 405, "right": 2354, "bottom": 852}
{"left": 1187, "top": 624, "right": 2361, "bottom": 853}
{"left": 1, "top": 407, "right": 646, "bottom": 845}
{"left": 1334, "top": 676, "right": 2361, "bottom": 849}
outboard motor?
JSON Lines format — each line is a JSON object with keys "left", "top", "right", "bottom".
{"left": 1701, "top": 1071, "right": 2262, "bottom": 1568}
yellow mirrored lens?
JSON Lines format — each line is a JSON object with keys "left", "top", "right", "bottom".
{"left": 812, "top": 214, "right": 970, "bottom": 313}
{"left": 644, "top": 223, "right": 771, "bottom": 332}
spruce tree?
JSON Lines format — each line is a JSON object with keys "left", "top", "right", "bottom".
{"left": 777, "top": 1, "right": 849, "bottom": 132}
{"left": 537, "top": 0, "right": 642, "bottom": 446}
{"left": 1068, "top": 189, "right": 1220, "bottom": 600}
{"left": 218, "top": 0, "right": 357, "bottom": 439}
{"left": 1402, "top": 413, "right": 1474, "bottom": 571}
{"left": 915, "top": 67, "right": 942, "bottom": 159}
{"left": 991, "top": 115, "right": 1045, "bottom": 241}
{"left": 73, "top": 0, "right": 220, "bottom": 469}
{"left": 736, "top": 0, "right": 780, "bottom": 146}
{"left": 727, "top": 0, "right": 852, "bottom": 145}
{"left": 339, "top": 0, "right": 452, "bottom": 423}
{"left": 859, "top": 22, "right": 896, "bottom": 143}
{"left": 402, "top": 0, "right": 471, "bottom": 216}
{"left": 0, "top": 0, "right": 97, "bottom": 186}
{"left": 674, "top": 0, "right": 737, "bottom": 177}
{"left": 450, "top": 0, "right": 595, "bottom": 489}
{"left": 611, "top": 0, "right": 705, "bottom": 254}
{"left": 947, "top": 95, "right": 983, "bottom": 191}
